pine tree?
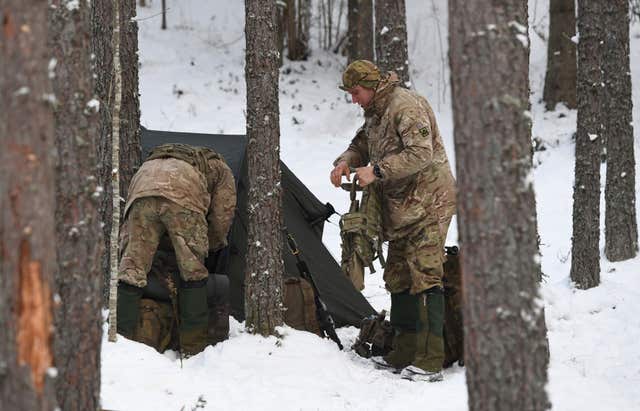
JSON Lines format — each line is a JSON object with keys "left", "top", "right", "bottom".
{"left": 374, "top": 0, "right": 410, "bottom": 86}
{"left": 347, "top": 0, "right": 373, "bottom": 62}
{"left": 570, "top": 0, "right": 604, "bottom": 289}
{"left": 49, "top": 0, "right": 104, "bottom": 408}
{"left": 0, "top": 3, "right": 58, "bottom": 409}
{"left": 244, "top": 0, "right": 285, "bottom": 336}
{"left": 543, "top": 0, "right": 577, "bottom": 110}
{"left": 449, "top": 1, "right": 550, "bottom": 409}
{"left": 603, "top": 0, "right": 638, "bottom": 262}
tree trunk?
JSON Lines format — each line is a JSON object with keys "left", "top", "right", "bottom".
{"left": 92, "top": 0, "right": 141, "bottom": 304}
{"left": 286, "top": 0, "right": 310, "bottom": 60}
{"left": 543, "top": 0, "right": 577, "bottom": 110}
{"left": 49, "top": 1, "right": 104, "bottom": 409}
{"left": 347, "top": 0, "right": 373, "bottom": 62}
{"left": 570, "top": 0, "right": 603, "bottom": 289}
{"left": 244, "top": 0, "right": 285, "bottom": 336}
{"left": 374, "top": 0, "right": 410, "bottom": 86}
{"left": 0, "top": 3, "right": 58, "bottom": 409}
{"left": 449, "top": 1, "right": 550, "bottom": 410}
{"left": 604, "top": 0, "right": 638, "bottom": 262}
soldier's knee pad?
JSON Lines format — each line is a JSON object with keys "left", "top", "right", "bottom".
{"left": 390, "top": 290, "right": 419, "bottom": 331}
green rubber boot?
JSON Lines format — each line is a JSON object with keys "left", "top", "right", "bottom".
{"left": 117, "top": 282, "right": 143, "bottom": 339}
{"left": 382, "top": 290, "right": 419, "bottom": 369}
{"left": 178, "top": 280, "right": 209, "bottom": 356}
{"left": 412, "top": 287, "right": 445, "bottom": 373}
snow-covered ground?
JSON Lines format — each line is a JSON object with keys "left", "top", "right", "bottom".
{"left": 101, "top": 1, "right": 640, "bottom": 409}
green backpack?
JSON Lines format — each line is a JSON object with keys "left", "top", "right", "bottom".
{"left": 339, "top": 176, "right": 385, "bottom": 291}
{"left": 146, "top": 143, "right": 223, "bottom": 191}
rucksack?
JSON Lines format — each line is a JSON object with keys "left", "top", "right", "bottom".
{"left": 339, "top": 178, "right": 385, "bottom": 291}
{"left": 351, "top": 309, "right": 394, "bottom": 358}
{"left": 146, "top": 143, "right": 223, "bottom": 192}
{"left": 283, "top": 277, "right": 322, "bottom": 336}
{"left": 131, "top": 244, "right": 230, "bottom": 353}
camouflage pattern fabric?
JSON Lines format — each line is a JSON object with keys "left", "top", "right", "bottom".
{"left": 339, "top": 59, "right": 381, "bottom": 91}
{"left": 334, "top": 72, "right": 457, "bottom": 242}
{"left": 384, "top": 216, "right": 451, "bottom": 294}
{"left": 119, "top": 197, "right": 209, "bottom": 287}
{"left": 125, "top": 153, "right": 236, "bottom": 252}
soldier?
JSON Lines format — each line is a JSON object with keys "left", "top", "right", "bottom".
{"left": 330, "top": 60, "right": 456, "bottom": 382}
{"left": 117, "top": 143, "right": 236, "bottom": 356}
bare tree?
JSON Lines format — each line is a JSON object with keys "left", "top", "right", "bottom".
{"left": 244, "top": 0, "right": 285, "bottom": 336}
{"left": 374, "top": 0, "right": 410, "bottom": 86}
{"left": 604, "top": 0, "right": 638, "bottom": 262}
{"left": 49, "top": 0, "right": 104, "bottom": 408}
{"left": 0, "top": 3, "right": 58, "bottom": 409}
{"left": 285, "top": 0, "right": 311, "bottom": 60}
{"left": 543, "top": 0, "right": 577, "bottom": 110}
{"left": 347, "top": 0, "right": 373, "bottom": 61}
{"left": 570, "top": 1, "right": 604, "bottom": 289}
{"left": 449, "top": 1, "right": 550, "bottom": 409}
{"left": 91, "top": 0, "right": 141, "bottom": 303}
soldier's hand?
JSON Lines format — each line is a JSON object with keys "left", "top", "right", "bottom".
{"left": 330, "top": 161, "right": 351, "bottom": 187}
{"left": 355, "top": 166, "right": 375, "bottom": 187}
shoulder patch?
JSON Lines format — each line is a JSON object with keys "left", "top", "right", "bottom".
{"left": 419, "top": 126, "right": 430, "bottom": 137}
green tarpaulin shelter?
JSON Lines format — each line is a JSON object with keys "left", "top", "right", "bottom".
{"left": 141, "top": 128, "right": 376, "bottom": 327}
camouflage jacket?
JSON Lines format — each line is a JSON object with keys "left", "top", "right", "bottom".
{"left": 335, "top": 73, "right": 457, "bottom": 240}
{"left": 125, "top": 157, "right": 237, "bottom": 251}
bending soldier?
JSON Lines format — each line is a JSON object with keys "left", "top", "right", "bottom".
{"left": 117, "top": 143, "right": 236, "bottom": 356}
{"left": 330, "top": 60, "right": 457, "bottom": 382}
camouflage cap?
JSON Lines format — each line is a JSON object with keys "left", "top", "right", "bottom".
{"left": 339, "top": 60, "right": 381, "bottom": 91}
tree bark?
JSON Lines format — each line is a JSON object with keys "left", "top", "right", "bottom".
{"left": 0, "top": 3, "right": 58, "bottom": 409}
{"left": 603, "top": 0, "right": 638, "bottom": 262}
{"left": 374, "top": 0, "right": 410, "bottom": 86}
{"left": 449, "top": 1, "right": 550, "bottom": 410}
{"left": 49, "top": 1, "right": 104, "bottom": 409}
{"left": 347, "top": 0, "right": 373, "bottom": 62}
{"left": 570, "top": 0, "right": 603, "bottom": 289}
{"left": 244, "top": 0, "right": 285, "bottom": 336}
{"left": 92, "top": 0, "right": 141, "bottom": 304}
{"left": 543, "top": 0, "right": 577, "bottom": 110}
{"left": 286, "top": 0, "right": 311, "bottom": 60}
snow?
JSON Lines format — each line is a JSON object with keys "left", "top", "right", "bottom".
{"left": 101, "top": 0, "right": 640, "bottom": 410}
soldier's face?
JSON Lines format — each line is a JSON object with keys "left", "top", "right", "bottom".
{"left": 349, "top": 86, "right": 375, "bottom": 109}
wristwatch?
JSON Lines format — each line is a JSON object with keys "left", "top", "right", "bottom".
{"left": 373, "top": 164, "right": 384, "bottom": 179}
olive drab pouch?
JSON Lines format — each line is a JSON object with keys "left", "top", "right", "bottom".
{"left": 283, "top": 277, "right": 322, "bottom": 336}
{"left": 134, "top": 298, "right": 177, "bottom": 353}
{"left": 351, "top": 310, "right": 393, "bottom": 358}
{"left": 443, "top": 246, "right": 464, "bottom": 368}
{"left": 339, "top": 177, "right": 385, "bottom": 291}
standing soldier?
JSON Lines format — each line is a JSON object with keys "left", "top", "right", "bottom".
{"left": 117, "top": 143, "right": 236, "bottom": 356}
{"left": 330, "top": 60, "right": 456, "bottom": 382}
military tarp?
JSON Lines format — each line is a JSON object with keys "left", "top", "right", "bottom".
{"left": 141, "top": 128, "right": 376, "bottom": 327}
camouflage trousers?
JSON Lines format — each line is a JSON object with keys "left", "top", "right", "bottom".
{"left": 119, "top": 197, "right": 209, "bottom": 287}
{"left": 383, "top": 214, "right": 452, "bottom": 295}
